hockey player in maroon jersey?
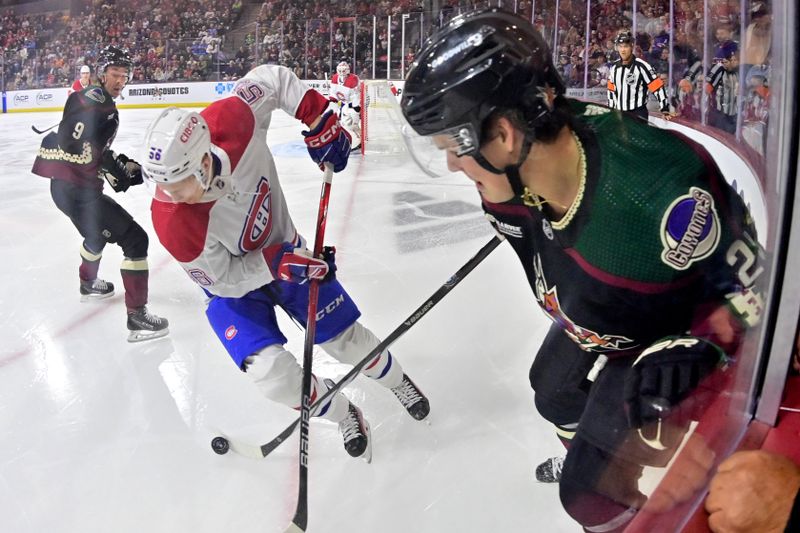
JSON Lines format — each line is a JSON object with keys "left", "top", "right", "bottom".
{"left": 31, "top": 46, "right": 168, "bottom": 342}
{"left": 140, "top": 64, "right": 430, "bottom": 460}
{"left": 402, "top": 8, "right": 763, "bottom": 532}
{"left": 329, "top": 61, "right": 362, "bottom": 149}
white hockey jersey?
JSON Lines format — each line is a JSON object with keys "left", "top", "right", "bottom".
{"left": 151, "top": 65, "right": 329, "bottom": 298}
{"left": 329, "top": 72, "right": 360, "bottom": 106}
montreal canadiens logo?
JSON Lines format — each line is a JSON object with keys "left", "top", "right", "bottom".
{"left": 660, "top": 187, "right": 720, "bottom": 270}
{"left": 239, "top": 177, "right": 272, "bottom": 252}
{"left": 225, "top": 325, "right": 238, "bottom": 340}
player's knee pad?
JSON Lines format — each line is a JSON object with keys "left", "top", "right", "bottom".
{"left": 244, "top": 344, "right": 304, "bottom": 408}
{"left": 117, "top": 221, "right": 149, "bottom": 258}
{"left": 533, "top": 392, "right": 586, "bottom": 428}
{"left": 321, "top": 322, "right": 403, "bottom": 388}
{"left": 243, "top": 345, "right": 349, "bottom": 421}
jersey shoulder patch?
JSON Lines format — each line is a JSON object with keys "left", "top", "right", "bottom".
{"left": 201, "top": 97, "right": 255, "bottom": 173}
{"left": 83, "top": 87, "right": 106, "bottom": 104}
{"left": 151, "top": 199, "right": 214, "bottom": 263}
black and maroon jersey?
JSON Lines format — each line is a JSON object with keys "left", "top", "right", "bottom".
{"left": 483, "top": 100, "right": 762, "bottom": 358}
{"left": 31, "top": 85, "right": 119, "bottom": 189}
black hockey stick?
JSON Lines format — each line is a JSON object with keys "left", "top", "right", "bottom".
{"left": 285, "top": 163, "right": 334, "bottom": 533}
{"left": 31, "top": 123, "right": 59, "bottom": 134}
{"left": 212, "top": 235, "right": 502, "bottom": 462}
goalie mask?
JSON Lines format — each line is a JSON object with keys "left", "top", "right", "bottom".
{"left": 401, "top": 8, "right": 565, "bottom": 179}
{"left": 336, "top": 61, "right": 350, "bottom": 78}
{"left": 141, "top": 107, "right": 213, "bottom": 201}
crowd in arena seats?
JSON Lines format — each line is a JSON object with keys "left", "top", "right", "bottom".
{"left": 1, "top": 0, "right": 241, "bottom": 90}
{"left": 252, "top": 0, "right": 426, "bottom": 80}
{"left": 0, "top": 0, "right": 771, "bottom": 150}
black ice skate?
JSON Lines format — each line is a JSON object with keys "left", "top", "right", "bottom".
{"left": 391, "top": 374, "right": 430, "bottom": 421}
{"left": 535, "top": 456, "right": 564, "bottom": 483}
{"left": 80, "top": 278, "right": 115, "bottom": 302}
{"left": 338, "top": 402, "right": 372, "bottom": 463}
{"left": 126, "top": 306, "right": 169, "bottom": 343}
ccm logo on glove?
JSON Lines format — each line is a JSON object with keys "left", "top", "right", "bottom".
{"left": 306, "top": 122, "right": 341, "bottom": 148}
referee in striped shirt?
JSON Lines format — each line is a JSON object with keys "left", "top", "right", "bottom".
{"left": 607, "top": 31, "right": 672, "bottom": 121}
{"left": 705, "top": 41, "right": 739, "bottom": 134}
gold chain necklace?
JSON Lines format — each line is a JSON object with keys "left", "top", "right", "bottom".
{"left": 522, "top": 130, "right": 587, "bottom": 230}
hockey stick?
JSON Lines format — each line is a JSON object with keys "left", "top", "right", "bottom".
{"left": 212, "top": 235, "right": 502, "bottom": 461}
{"left": 286, "top": 162, "right": 334, "bottom": 533}
{"left": 31, "top": 123, "right": 59, "bottom": 134}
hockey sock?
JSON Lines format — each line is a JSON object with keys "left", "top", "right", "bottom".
{"left": 121, "top": 257, "right": 148, "bottom": 310}
{"left": 79, "top": 243, "right": 102, "bottom": 282}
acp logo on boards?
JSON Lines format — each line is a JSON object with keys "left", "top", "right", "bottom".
{"left": 13, "top": 93, "right": 29, "bottom": 106}
{"left": 214, "top": 82, "right": 235, "bottom": 96}
{"left": 36, "top": 91, "right": 54, "bottom": 106}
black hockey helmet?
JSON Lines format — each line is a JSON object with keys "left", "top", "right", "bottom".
{"left": 614, "top": 30, "right": 633, "bottom": 45}
{"left": 96, "top": 45, "right": 132, "bottom": 76}
{"left": 401, "top": 8, "right": 565, "bottom": 160}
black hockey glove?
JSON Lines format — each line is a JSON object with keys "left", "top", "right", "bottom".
{"left": 116, "top": 152, "right": 144, "bottom": 186}
{"left": 100, "top": 150, "right": 143, "bottom": 192}
{"left": 624, "top": 336, "right": 728, "bottom": 430}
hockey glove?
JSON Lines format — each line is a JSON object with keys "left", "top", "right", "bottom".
{"left": 302, "top": 110, "right": 351, "bottom": 172}
{"left": 100, "top": 151, "right": 143, "bottom": 192}
{"left": 624, "top": 336, "right": 728, "bottom": 430}
{"left": 263, "top": 242, "right": 336, "bottom": 284}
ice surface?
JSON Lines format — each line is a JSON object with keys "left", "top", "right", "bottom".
{"left": 0, "top": 109, "right": 574, "bottom": 532}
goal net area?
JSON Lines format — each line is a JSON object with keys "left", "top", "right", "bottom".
{"left": 359, "top": 80, "right": 408, "bottom": 157}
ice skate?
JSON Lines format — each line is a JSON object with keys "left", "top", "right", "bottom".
{"left": 338, "top": 402, "right": 372, "bottom": 463}
{"left": 391, "top": 374, "right": 430, "bottom": 421}
{"left": 80, "top": 278, "right": 115, "bottom": 301}
{"left": 535, "top": 456, "right": 564, "bottom": 483}
{"left": 127, "top": 306, "right": 169, "bottom": 342}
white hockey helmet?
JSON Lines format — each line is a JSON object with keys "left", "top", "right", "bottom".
{"left": 80, "top": 65, "right": 90, "bottom": 74}
{"left": 141, "top": 107, "right": 212, "bottom": 187}
{"left": 337, "top": 61, "right": 350, "bottom": 78}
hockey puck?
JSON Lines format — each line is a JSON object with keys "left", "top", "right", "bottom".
{"left": 211, "top": 436, "right": 230, "bottom": 455}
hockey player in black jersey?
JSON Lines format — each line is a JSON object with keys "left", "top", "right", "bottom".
{"left": 402, "top": 8, "right": 763, "bottom": 532}
{"left": 32, "top": 45, "right": 168, "bottom": 342}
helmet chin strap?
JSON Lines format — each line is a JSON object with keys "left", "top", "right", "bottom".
{"left": 472, "top": 134, "right": 534, "bottom": 200}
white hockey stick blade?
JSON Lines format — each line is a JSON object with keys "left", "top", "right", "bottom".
{"left": 208, "top": 428, "right": 275, "bottom": 460}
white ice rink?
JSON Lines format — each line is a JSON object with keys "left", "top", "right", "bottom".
{"left": 0, "top": 108, "right": 578, "bottom": 532}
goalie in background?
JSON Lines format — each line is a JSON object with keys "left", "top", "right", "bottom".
{"left": 31, "top": 45, "right": 168, "bottom": 343}
{"left": 329, "top": 61, "right": 362, "bottom": 150}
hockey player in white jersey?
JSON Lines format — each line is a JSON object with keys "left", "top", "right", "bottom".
{"left": 329, "top": 61, "right": 362, "bottom": 150}
{"left": 140, "top": 65, "right": 429, "bottom": 460}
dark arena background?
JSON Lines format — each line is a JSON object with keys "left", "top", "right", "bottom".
{"left": 1, "top": 1, "right": 798, "bottom": 532}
